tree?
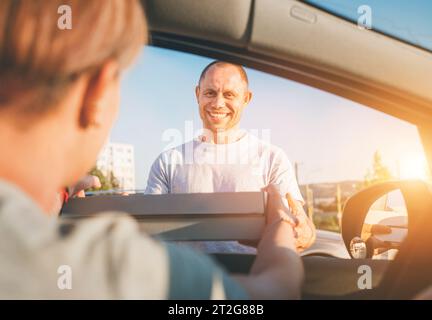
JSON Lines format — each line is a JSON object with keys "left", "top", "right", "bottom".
{"left": 358, "top": 151, "right": 393, "bottom": 190}
{"left": 88, "top": 167, "right": 120, "bottom": 191}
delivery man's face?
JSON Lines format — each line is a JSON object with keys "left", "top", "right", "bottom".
{"left": 196, "top": 64, "right": 251, "bottom": 134}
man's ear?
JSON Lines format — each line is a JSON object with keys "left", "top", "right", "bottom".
{"left": 195, "top": 86, "right": 200, "bottom": 103}
{"left": 80, "top": 60, "right": 120, "bottom": 128}
{"left": 244, "top": 90, "right": 253, "bottom": 105}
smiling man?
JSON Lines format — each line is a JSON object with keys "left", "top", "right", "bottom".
{"left": 146, "top": 61, "right": 315, "bottom": 250}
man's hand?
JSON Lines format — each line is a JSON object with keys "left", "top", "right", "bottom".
{"left": 264, "top": 185, "right": 298, "bottom": 227}
{"left": 286, "top": 193, "right": 316, "bottom": 252}
{"left": 239, "top": 185, "right": 298, "bottom": 248}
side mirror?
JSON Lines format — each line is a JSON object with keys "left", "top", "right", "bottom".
{"left": 342, "top": 180, "right": 425, "bottom": 259}
{"left": 342, "top": 180, "right": 432, "bottom": 299}
{"left": 359, "top": 190, "right": 408, "bottom": 259}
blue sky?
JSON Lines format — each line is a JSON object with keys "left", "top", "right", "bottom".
{"left": 110, "top": 46, "right": 427, "bottom": 189}
{"left": 305, "top": 0, "right": 432, "bottom": 51}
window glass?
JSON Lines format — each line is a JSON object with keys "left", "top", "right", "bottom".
{"left": 106, "top": 47, "right": 429, "bottom": 232}
{"left": 304, "top": 0, "right": 432, "bottom": 52}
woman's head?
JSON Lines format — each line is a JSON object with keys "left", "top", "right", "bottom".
{"left": 0, "top": 0, "right": 146, "bottom": 115}
{"left": 0, "top": 0, "right": 146, "bottom": 192}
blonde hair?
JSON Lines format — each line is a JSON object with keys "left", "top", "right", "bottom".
{"left": 0, "top": 0, "right": 146, "bottom": 115}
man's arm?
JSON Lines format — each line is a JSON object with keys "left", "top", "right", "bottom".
{"left": 145, "top": 155, "right": 170, "bottom": 194}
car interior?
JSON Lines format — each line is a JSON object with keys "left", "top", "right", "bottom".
{"left": 61, "top": 0, "right": 432, "bottom": 299}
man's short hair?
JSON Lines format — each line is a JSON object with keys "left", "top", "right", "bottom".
{"left": 198, "top": 61, "right": 249, "bottom": 88}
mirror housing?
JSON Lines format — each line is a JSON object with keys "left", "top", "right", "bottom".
{"left": 341, "top": 180, "right": 428, "bottom": 259}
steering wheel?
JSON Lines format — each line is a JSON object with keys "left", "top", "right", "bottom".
{"left": 341, "top": 180, "right": 432, "bottom": 299}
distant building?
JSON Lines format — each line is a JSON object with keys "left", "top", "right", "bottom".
{"left": 96, "top": 142, "right": 135, "bottom": 190}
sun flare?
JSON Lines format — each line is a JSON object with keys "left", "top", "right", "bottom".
{"left": 398, "top": 154, "right": 430, "bottom": 181}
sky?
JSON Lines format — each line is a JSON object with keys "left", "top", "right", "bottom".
{"left": 305, "top": 0, "right": 432, "bottom": 52}
{"left": 110, "top": 46, "right": 428, "bottom": 190}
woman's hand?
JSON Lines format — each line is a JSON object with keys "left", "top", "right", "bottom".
{"left": 68, "top": 175, "right": 101, "bottom": 198}
{"left": 49, "top": 175, "right": 101, "bottom": 216}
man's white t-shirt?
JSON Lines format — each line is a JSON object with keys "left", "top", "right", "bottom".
{"left": 145, "top": 133, "right": 304, "bottom": 203}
